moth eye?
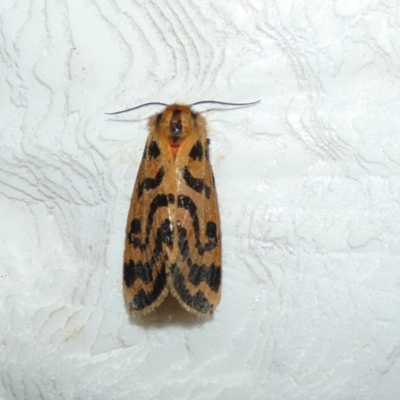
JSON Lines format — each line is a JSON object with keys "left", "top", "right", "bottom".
{"left": 170, "top": 119, "right": 182, "bottom": 137}
{"left": 169, "top": 110, "right": 182, "bottom": 139}
{"left": 156, "top": 113, "right": 163, "bottom": 126}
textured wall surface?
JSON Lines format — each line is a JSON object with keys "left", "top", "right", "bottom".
{"left": 1, "top": 0, "right": 400, "bottom": 399}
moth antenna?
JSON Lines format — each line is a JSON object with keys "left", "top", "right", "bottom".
{"left": 105, "top": 102, "right": 168, "bottom": 115}
{"left": 190, "top": 100, "right": 261, "bottom": 107}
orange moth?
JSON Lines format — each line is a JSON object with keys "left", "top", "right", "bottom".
{"left": 107, "top": 100, "right": 260, "bottom": 315}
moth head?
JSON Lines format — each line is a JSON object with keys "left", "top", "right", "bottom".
{"left": 155, "top": 105, "right": 200, "bottom": 143}
{"left": 106, "top": 100, "right": 260, "bottom": 159}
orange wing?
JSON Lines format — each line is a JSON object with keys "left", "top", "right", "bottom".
{"left": 123, "top": 128, "right": 172, "bottom": 314}
{"left": 169, "top": 127, "right": 221, "bottom": 314}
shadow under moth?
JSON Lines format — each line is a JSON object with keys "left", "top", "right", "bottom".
{"left": 107, "top": 100, "right": 260, "bottom": 316}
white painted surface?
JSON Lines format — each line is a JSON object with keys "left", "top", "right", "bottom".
{"left": 1, "top": 0, "right": 400, "bottom": 399}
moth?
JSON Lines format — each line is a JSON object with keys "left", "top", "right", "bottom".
{"left": 107, "top": 100, "right": 260, "bottom": 315}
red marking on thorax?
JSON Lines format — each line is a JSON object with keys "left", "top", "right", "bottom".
{"left": 171, "top": 142, "right": 180, "bottom": 156}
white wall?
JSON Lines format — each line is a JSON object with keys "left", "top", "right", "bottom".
{"left": 1, "top": 0, "right": 400, "bottom": 399}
